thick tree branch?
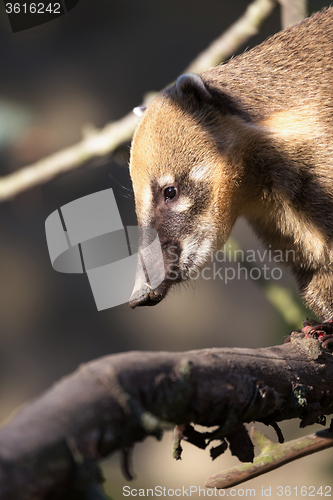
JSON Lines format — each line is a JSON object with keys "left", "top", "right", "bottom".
{"left": 0, "top": 336, "right": 332, "bottom": 499}
{"left": 0, "top": 0, "right": 278, "bottom": 203}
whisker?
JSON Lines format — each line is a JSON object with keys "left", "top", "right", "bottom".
{"left": 109, "top": 173, "right": 134, "bottom": 199}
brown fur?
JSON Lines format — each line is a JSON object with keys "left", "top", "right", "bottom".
{"left": 129, "top": 8, "right": 333, "bottom": 320}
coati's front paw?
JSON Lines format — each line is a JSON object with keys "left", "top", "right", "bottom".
{"left": 284, "top": 319, "right": 333, "bottom": 351}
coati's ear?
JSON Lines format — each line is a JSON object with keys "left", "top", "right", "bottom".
{"left": 176, "top": 73, "right": 212, "bottom": 101}
{"left": 133, "top": 106, "right": 146, "bottom": 117}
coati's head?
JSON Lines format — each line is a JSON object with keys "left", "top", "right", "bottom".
{"left": 129, "top": 74, "right": 247, "bottom": 308}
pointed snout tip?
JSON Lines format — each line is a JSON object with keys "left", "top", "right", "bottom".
{"left": 129, "top": 286, "right": 165, "bottom": 308}
{"left": 129, "top": 292, "right": 149, "bottom": 309}
{"left": 129, "top": 293, "right": 161, "bottom": 309}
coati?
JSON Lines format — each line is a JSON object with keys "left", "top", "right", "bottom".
{"left": 129, "top": 8, "right": 333, "bottom": 349}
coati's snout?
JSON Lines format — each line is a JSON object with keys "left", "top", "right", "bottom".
{"left": 129, "top": 233, "right": 182, "bottom": 309}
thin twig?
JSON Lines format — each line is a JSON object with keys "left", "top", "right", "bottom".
{"left": 0, "top": 105, "right": 150, "bottom": 202}
{"left": 278, "top": 0, "right": 307, "bottom": 29}
{"left": 185, "top": 0, "right": 278, "bottom": 73}
{"left": 205, "top": 427, "right": 333, "bottom": 489}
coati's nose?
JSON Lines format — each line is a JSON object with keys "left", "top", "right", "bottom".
{"left": 129, "top": 291, "right": 159, "bottom": 308}
{"left": 129, "top": 285, "right": 165, "bottom": 308}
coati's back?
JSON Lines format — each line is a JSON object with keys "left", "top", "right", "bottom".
{"left": 199, "top": 7, "right": 333, "bottom": 253}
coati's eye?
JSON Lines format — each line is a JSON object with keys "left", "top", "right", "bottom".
{"left": 164, "top": 186, "right": 177, "bottom": 201}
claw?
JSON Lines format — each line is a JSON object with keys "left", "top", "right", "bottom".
{"left": 285, "top": 320, "right": 333, "bottom": 352}
{"left": 322, "top": 337, "right": 333, "bottom": 349}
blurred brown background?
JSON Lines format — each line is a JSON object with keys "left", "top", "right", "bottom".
{"left": 0, "top": 0, "right": 331, "bottom": 497}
